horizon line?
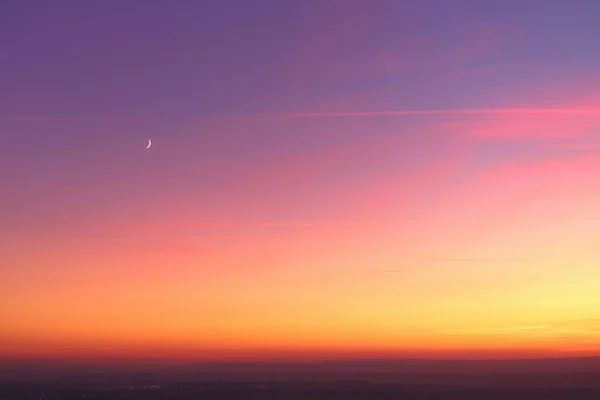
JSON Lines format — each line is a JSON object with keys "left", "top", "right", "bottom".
{"left": 2, "top": 355, "right": 600, "bottom": 363}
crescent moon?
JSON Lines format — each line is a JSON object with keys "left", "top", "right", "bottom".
{"left": 146, "top": 139, "right": 152, "bottom": 149}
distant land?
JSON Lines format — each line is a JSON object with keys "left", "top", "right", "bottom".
{"left": 2, "top": 357, "right": 600, "bottom": 388}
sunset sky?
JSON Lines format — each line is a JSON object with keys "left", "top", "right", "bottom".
{"left": 2, "top": 0, "right": 600, "bottom": 361}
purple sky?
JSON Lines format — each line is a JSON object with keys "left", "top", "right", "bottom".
{"left": 3, "top": 1, "right": 600, "bottom": 360}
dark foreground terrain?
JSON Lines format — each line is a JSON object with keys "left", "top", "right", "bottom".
{"left": 3, "top": 358, "right": 600, "bottom": 399}
{"left": 2, "top": 381, "right": 600, "bottom": 400}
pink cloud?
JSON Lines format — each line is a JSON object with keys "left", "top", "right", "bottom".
{"left": 547, "top": 142, "right": 600, "bottom": 151}
{"left": 431, "top": 152, "right": 600, "bottom": 240}
{"left": 483, "top": 153, "right": 600, "bottom": 180}
{"left": 467, "top": 114, "right": 600, "bottom": 140}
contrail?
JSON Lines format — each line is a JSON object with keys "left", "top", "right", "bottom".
{"left": 7, "top": 108, "right": 600, "bottom": 121}
{"left": 232, "top": 108, "right": 600, "bottom": 118}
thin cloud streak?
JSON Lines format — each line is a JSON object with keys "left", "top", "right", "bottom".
{"left": 231, "top": 108, "right": 600, "bottom": 118}
{"left": 112, "top": 222, "right": 314, "bottom": 231}
{"left": 0, "top": 116, "right": 87, "bottom": 122}
{"left": 7, "top": 108, "right": 600, "bottom": 122}
{"left": 456, "top": 325, "right": 553, "bottom": 334}
{"left": 425, "top": 256, "right": 520, "bottom": 263}
{"left": 447, "top": 320, "right": 600, "bottom": 337}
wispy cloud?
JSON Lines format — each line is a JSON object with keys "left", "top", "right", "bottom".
{"left": 450, "top": 320, "right": 600, "bottom": 339}
{"left": 75, "top": 235, "right": 250, "bottom": 242}
{"left": 112, "top": 222, "right": 314, "bottom": 231}
{"left": 0, "top": 116, "right": 86, "bottom": 121}
{"left": 231, "top": 108, "right": 600, "bottom": 118}
{"left": 425, "top": 256, "right": 519, "bottom": 263}
{"left": 547, "top": 143, "right": 600, "bottom": 151}
{"left": 553, "top": 319, "right": 600, "bottom": 332}
{"left": 355, "top": 268, "right": 406, "bottom": 273}
{"left": 457, "top": 325, "right": 552, "bottom": 334}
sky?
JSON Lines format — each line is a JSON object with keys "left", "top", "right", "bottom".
{"left": 2, "top": 0, "right": 600, "bottom": 362}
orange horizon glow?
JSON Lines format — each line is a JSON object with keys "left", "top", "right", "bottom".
{"left": 3, "top": 105, "right": 600, "bottom": 360}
